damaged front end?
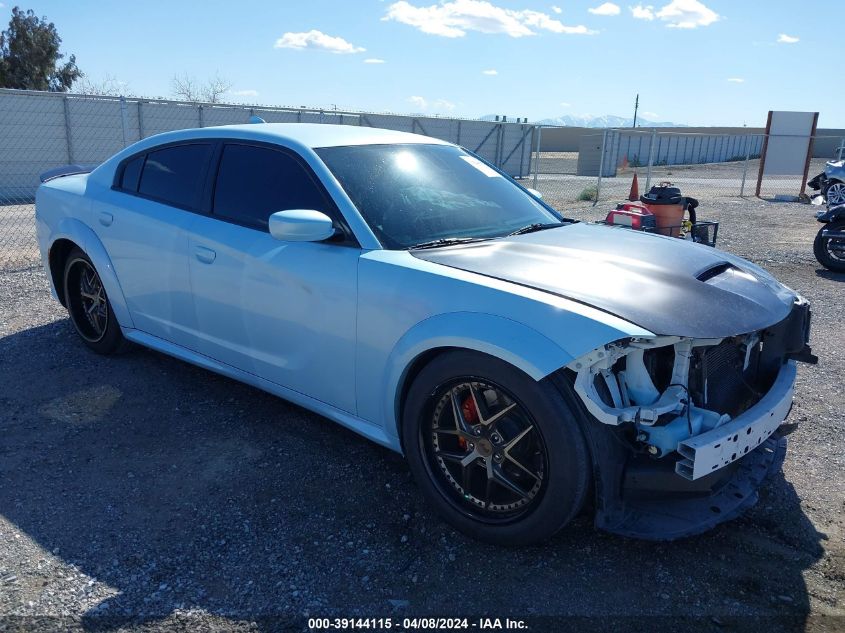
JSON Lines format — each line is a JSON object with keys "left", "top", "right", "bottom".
{"left": 564, "top": 298, "right": 815, "bottom": 540}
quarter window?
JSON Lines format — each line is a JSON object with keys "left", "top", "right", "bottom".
{"left": 119, "top": 155, "right": 144, "bottom": 192}
{"left": 137, "top": 144, "right": 212, "bottom": 208}
{"left": 213, "top": 144, "right": 328, "bottom": 228}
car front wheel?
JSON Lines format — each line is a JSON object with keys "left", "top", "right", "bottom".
{"left": 824, "top": 180, "right": 845, "bottom": 206}
{"left": 402, "top": 350, "right": 591, "bottom": 545}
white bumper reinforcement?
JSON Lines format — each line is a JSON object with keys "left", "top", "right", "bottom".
{"left": 676, "top": 361, "right": 797, "bottom": 480}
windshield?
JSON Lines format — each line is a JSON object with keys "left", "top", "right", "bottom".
{"left": 316, "top": 144, "right": 562, "bottom": 249}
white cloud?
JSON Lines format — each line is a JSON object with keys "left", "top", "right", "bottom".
{"left": 482, "top": 69, "right": 498, "bottom": 75}
{"left": 656, "top": 0, "right": 718, "bottom": 28}
{"left": 643, "top": 111, "right": 659, "bottom": 118}
{"left": 383, "top": 0, "right": 595, "bottom": 38}
{"left": 228, "top": 89, "right": 259, "bottom": 97}
{"left": 364, "top": 58, "right": 387, "bottom": 63}
{"left": 274, "top": 30, "right": 365, "bottom": 54}
{"left": 560, "top": 101, "right": 571, "bottom": 107}
{"left": 727, "top": 77, "right": 744, "bottom": 83}
{"left": 408, "top": 95, "right": 456, "bottom": 112}
{"left": 630, "top": 4, "right": 655, "bottom": 20}
{"left": 777, "top": 33, "right": 799, "bottom": 44}
{"left": 589, "top": 2, "right": 621, "bottom": 16}
{"left": 408, "top": 95, "right": 428, "bottom": 110}
{"left": 520, "top": 10, "right": 597, "bottom": 34}
{"left": 551, "top": 5, "right": 561, "bottom": 13}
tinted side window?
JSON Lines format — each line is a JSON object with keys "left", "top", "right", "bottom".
{"left": 213, "top": 145, "right": 328, "bottom": 228}
{"left": 138, "top": 144, "right": 212, "bottom": 208}
{"left": 120, "top": 155, "right": 144, "bottom": 192}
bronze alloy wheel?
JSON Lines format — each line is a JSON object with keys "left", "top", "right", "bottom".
{"left": 422, "top": 379, "right": 548, "bottom": 523}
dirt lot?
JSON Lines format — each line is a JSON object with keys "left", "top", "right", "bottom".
{"left": 1, "top": 197, "right": 844, "bottom": 632}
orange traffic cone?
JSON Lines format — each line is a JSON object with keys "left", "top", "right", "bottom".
{"left": 628, "top": 172, "right": 639, "bottom": 202}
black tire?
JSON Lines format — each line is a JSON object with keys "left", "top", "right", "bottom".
{"left": 402, "top": 350, "right": 590, "bottom": 545}
{"left": 813, "top": 221, "right": 845, "bottom": 272}
{"left": 63, "top": 247, "right": 127, "bottom": 354}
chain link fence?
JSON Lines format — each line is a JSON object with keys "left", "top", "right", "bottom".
{"left": 2, "top": 87, "right": 843, "bottom": 272}
{"left": 529, "top": 127, "right": 844, "bottom": 213}
{"left": 0, "top": 88, "right": 536, "bottom": 271}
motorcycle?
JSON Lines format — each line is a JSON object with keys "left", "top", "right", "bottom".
{"left": 813, "top": 201, "right": 845, "bottom": 272}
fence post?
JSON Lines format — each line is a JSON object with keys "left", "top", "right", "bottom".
{"left": 495, "top": 123, "right": 503, "bottom": 168}
{"left": 137, "top": 100, "right": 145, "bottom": 139}
{"left": 198, "top": 104, "right": 204, "bottom": 128}
{"left": 645, "top": 129, "right": 656, "bottom": 190}
{"left": 62, "top": 96, "right": 74, "bottom": 163}
{"left": 532, "top": 126, "right": 543, "bottom": 190}
{"left": 740, "top": 135, "right": 752, "bottom": 197}
{"left": 595, "top": 129, "right": 607, "bottom": 206}
{"left": 456, "top": 120, "right": 462, "bottom": 147}
{"left": 119, "top": 96, "right": 130, "bottom": 147}
{"left": 518, "top": 125, "right": 527, "bottom": 178}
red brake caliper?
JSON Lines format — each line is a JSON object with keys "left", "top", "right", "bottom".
{"left": 458, "top": 395, "right": 479, "bottom": 450}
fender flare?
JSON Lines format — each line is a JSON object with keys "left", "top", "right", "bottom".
{"left": 382, "top": 311, "right": 575, "bottom": 443}
{"left": 49, "top": 217, "right": 134, "bottom": 328}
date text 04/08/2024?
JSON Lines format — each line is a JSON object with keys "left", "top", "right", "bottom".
{"left": 307, "top": 617, "right": 528, "bottom": 630}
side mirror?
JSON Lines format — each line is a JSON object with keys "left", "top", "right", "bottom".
{"left": 526, "top": 187, "right": 543, "bottom": 199}
{"left": 268, "top": 210, "right": 337, "bottom": 242}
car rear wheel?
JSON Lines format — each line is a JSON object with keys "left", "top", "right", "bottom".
{"left": 63, "top": 248, "right": 127, "bottom": 354}
{"left": 402, "top": 350, "right": 590, "bottom": 545}
{"left": 814, "top": 220, "right": 845, "bottom": 272}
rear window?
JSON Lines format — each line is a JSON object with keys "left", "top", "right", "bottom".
{"left": 138, "top": 144, "right": 212, "bottom": 208}
{"left": 213, "top": 144, "right": 328, "bottom": 228}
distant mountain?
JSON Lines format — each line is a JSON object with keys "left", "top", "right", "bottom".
{"left": 535, "top": 114, "right": 687, "bottom": 128}
{"left": 480, "top": 113, "right": 686, "bottom": 127}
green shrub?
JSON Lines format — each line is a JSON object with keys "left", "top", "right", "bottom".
{"left": 577, "top": 185, "right": 598, "bottom": 202}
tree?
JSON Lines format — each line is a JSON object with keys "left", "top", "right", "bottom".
{"left": 75, "top": 74, "right": 130, "bottom": 97}
{"left": 171, "top": 72, "right": 231, "bottom": 103}
{"left": 0, "top": 7, "right": 82, "bottom": 91}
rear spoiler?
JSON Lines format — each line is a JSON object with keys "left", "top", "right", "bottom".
{"left": 40, "top": 164, "right": 98, "bottom": 183}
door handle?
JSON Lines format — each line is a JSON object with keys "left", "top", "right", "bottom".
{"left": 98, "top": 211, "right": 113, "bottom": 227}
{"left": 193, "top": 245, "right": 216, "bottom": 264}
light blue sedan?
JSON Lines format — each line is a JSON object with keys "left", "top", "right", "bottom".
{"left": 36, "top": 124, "right": 814, "bottom": 544}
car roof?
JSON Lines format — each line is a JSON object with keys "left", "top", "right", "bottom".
{"left": 159, "top": 123, "right": 452, "bottom": 149}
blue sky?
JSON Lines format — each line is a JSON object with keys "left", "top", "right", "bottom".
{"left": 9, "top": 0, "right": 838, "bottom": 128}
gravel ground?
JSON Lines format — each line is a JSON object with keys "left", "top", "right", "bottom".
{"left": 530, "top": 155, "right": 831, "bottom": 205}
{"left": 0, "top": 198, "right": 843, "bottom": 633}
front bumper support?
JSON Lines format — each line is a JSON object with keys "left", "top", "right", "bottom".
{"left": 676, "top": 361, "right": 796, "bottom": 480}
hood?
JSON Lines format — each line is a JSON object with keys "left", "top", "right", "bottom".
{"left": 412, "top": 223, "right": 796, "bottom": 338}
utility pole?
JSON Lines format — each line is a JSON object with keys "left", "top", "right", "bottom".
{"left": 632, "top": 93, "right": 639, "bottom": 128}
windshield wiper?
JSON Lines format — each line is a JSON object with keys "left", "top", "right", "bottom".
{"left": 507, "top": 222, "right": 567, "bottom": 237}
{"left": 407, "top": 237, "right": 490, "bottom": 250}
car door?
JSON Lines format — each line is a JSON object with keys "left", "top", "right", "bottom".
{"left": 186, "top": 142, "right": 360, "bottom": 413}
{"left": 92, "top": 142, "right": 213, "bottom": 347}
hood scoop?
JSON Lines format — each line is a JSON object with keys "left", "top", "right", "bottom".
{"left": 696, "top": 262, "right": 735, "bottom": 283}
